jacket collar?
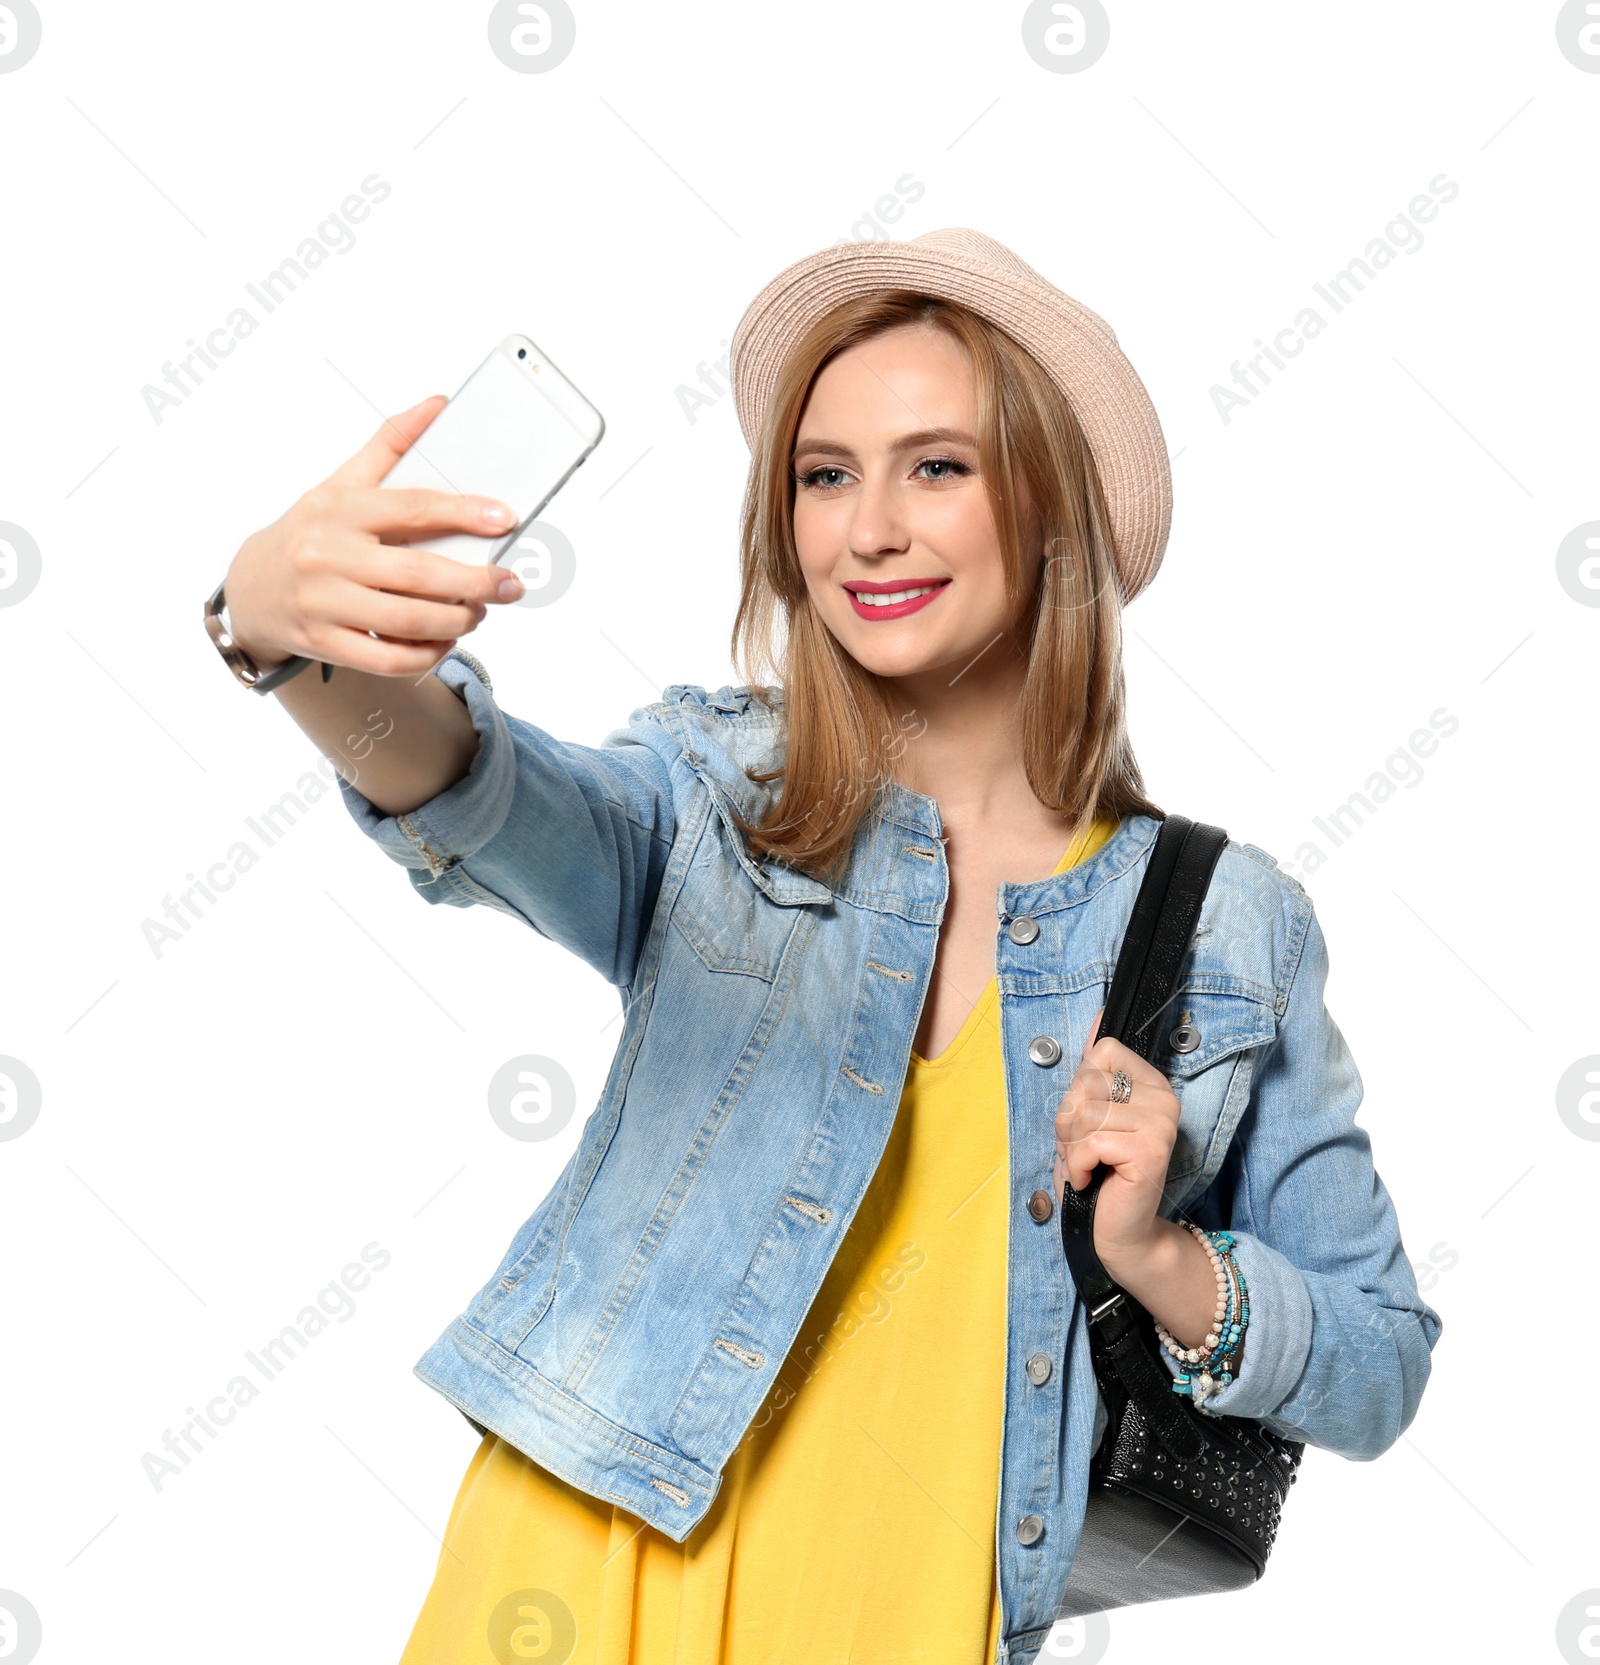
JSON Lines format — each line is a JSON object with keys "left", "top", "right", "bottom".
{"left": 653, "top": 684, "right": 1159, "bottom": 917}
{"left": 998, "top": 812, "right": 1160, "bottom": 918}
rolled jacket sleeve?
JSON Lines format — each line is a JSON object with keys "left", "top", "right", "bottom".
{"left": 1161, "top": 903, "right": 1442, "bottom": 1460}
{"left": 334, "top": 648, "right": 678, "bottom": 989}
{"left": 335, "top": 649, "right": 517, "bottom": 874}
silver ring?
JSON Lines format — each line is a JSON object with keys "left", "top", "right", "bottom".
{"left": 1109, "top": 1069, "right": 1133, "bottom": 1105}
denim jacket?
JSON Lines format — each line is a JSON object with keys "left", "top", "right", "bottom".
{"left": 335, "top": 648, "right": 1440, "bottom": 1664}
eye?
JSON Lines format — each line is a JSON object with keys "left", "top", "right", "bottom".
{"left": 795, "top": 465, "right": 852, "bottom": 492}
{"left": 914, "top": 456, "right": 971, "bottom": 483}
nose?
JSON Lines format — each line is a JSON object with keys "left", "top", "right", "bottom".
{"left": 847, "top": 467, "right": 911, "bottom": 560}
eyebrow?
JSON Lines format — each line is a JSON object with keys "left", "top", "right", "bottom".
{"left": 792, "top": 425, "right": 978, "bottom": 460}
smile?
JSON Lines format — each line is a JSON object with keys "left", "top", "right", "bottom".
{"left": 843, "top": 578, "right": 951, "bottom": 621}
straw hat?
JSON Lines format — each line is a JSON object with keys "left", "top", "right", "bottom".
{"left": 729, "top": 227, "right": 1172, "bottom": 604}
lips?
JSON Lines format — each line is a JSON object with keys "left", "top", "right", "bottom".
{"left": 842, "top": 577, "right": 951, "bottom": 622}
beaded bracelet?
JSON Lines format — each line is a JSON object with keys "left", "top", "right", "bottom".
{"left": 1160, "top": 1225, "right": 1244, "bottom": 1412}
{"left": 1176, "top": 1228, "right": 1247, "bottom": 1412}
{"left": 1155, "top": 1220, "right": 1249, "bottom": 1414}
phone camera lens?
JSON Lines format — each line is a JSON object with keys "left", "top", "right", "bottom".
{"left": 517, "top": 347, "right": 527, "bottom": 359}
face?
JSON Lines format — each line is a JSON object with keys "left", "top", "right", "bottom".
{"left": 790, "top": 323, "right": 1035, "bottom": 685}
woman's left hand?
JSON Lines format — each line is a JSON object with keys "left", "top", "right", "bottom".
{"left": 1052, "top": 1007, "right": 1181, "bottom": 1280}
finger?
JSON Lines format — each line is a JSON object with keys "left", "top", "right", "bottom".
{"left": 1055, "top": 1097, "right": 1148, "bottom": 1145}
{"left": 1058, "top": 1100, "right": 1175, "bottom": 1178}
{"left": 334, "top": 483, "right": 518, "bottom": 541}
{"left": 301, "top": 623, "right": 464, "bottom": 680}
{"left": 323, "top": 397, "right": 449, "bottom": 490}
{"left": 1081, "top": 1036, "right": 1169, "bottom": 1091}
{"left": 327, "top": 535, "right": 522, "bottom": 610}
{"left": 1079, "top": 1078, "right": 1171, "bottom": 1157}
{"left": 319, "top": 574, "right": 489, "bottom": 645}
{"left": 1060, "top": 1079, "right": 1179, "bottom": 1156}
{"left": 1061, "top": 1128, "right": 1161, "bottom": 1194}
{"left": 1064, "top": 1050, "right": 1166, "bottom": 1112}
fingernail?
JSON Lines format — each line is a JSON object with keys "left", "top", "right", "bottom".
{"left": 497, "top": 575, "right": 525, "bottom": 601}
{"left": 481, "top": 501, "right": 514, "bottom": 529}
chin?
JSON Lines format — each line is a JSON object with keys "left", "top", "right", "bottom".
{"left": 833, "top": 630, "right": 960, "bottom": 683}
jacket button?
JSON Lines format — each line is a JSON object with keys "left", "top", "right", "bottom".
{"left": 1007, "top": 916, "right": 1041, "bottom": 945}
{"left": 1016, "top": 1513, "right": 1046, "bottom": 1545}
{"left": 1027, "top": 1034, "right": 1062, "bottom": 1067}
{"left": 1026, "top": 1351, "right": 1053, "bottom": 1385}
{"left": 1169, "top": 1023, "right": 1201, "bottom": 1053}
{"left": 1026, "top": 1188, "right": 1054, "bottom": 1223}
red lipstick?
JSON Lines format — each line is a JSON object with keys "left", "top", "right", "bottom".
{"left": 842, "top": 577, "right": 951, "bottom": 622}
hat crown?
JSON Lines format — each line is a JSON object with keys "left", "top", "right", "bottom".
{"left": 909, "top": 227, "right": 1041, "bottom": 282}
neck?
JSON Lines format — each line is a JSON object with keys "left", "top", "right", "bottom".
{"left": 885, "top": 641, "right": 1065, "bottom": 836}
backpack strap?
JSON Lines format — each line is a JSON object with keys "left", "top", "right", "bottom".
{"left": 1059, "top": 814, "right": 1229, "bottom": 1459}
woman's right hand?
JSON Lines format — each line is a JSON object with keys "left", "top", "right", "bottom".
{"left": 222, "top": 395, "right": 526, "bottom": 678}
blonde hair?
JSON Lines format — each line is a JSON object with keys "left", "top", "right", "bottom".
{"left": 730, "top": 290, "right": 1160, "bottom": 879}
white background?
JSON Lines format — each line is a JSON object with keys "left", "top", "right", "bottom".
{"left": 1, "top": 2, "right": 1594, "bottom": 1662}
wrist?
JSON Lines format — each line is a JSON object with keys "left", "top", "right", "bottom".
{"left": 230, "top": 632, "right": 290, "bottom": 676}
{"left": 1105, "top": 1216, "right": 1222, "bottom": 1355}
{"left": 221, "top": 603, "right": 289, "bottom": 674}
{"left": 1099, "top": 1215, "right": 1184, "bottom": 1293}
{"left": 204, "top": 572, "right": 299, "bottom": 685}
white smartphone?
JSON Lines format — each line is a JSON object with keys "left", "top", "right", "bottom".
{"left": 379, "top": 333, "right": 605, "bottom": 565}
{"left": 254, "top": 336, "right": 603, "bottom": 690}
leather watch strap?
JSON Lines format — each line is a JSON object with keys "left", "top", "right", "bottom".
{"left": 203, "top": 577, "right": 328, "bottom": 693}
{"left": 249, "top": 651, "right": 321, "bottom": 694}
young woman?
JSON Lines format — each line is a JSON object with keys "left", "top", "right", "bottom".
{"left": 216, "top": 229, "right": 1441, "bottom": 1664}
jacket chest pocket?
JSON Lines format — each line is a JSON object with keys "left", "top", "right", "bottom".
{"left": 1158, "top": 989, "right": 1278, "bottom": 1186}
{"left": 670, "top": 817, "right": 801, "bottom": 982}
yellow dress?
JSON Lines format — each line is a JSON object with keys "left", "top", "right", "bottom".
{"left": 400, "top": 816, "right": 1118, "bottom": 1665}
